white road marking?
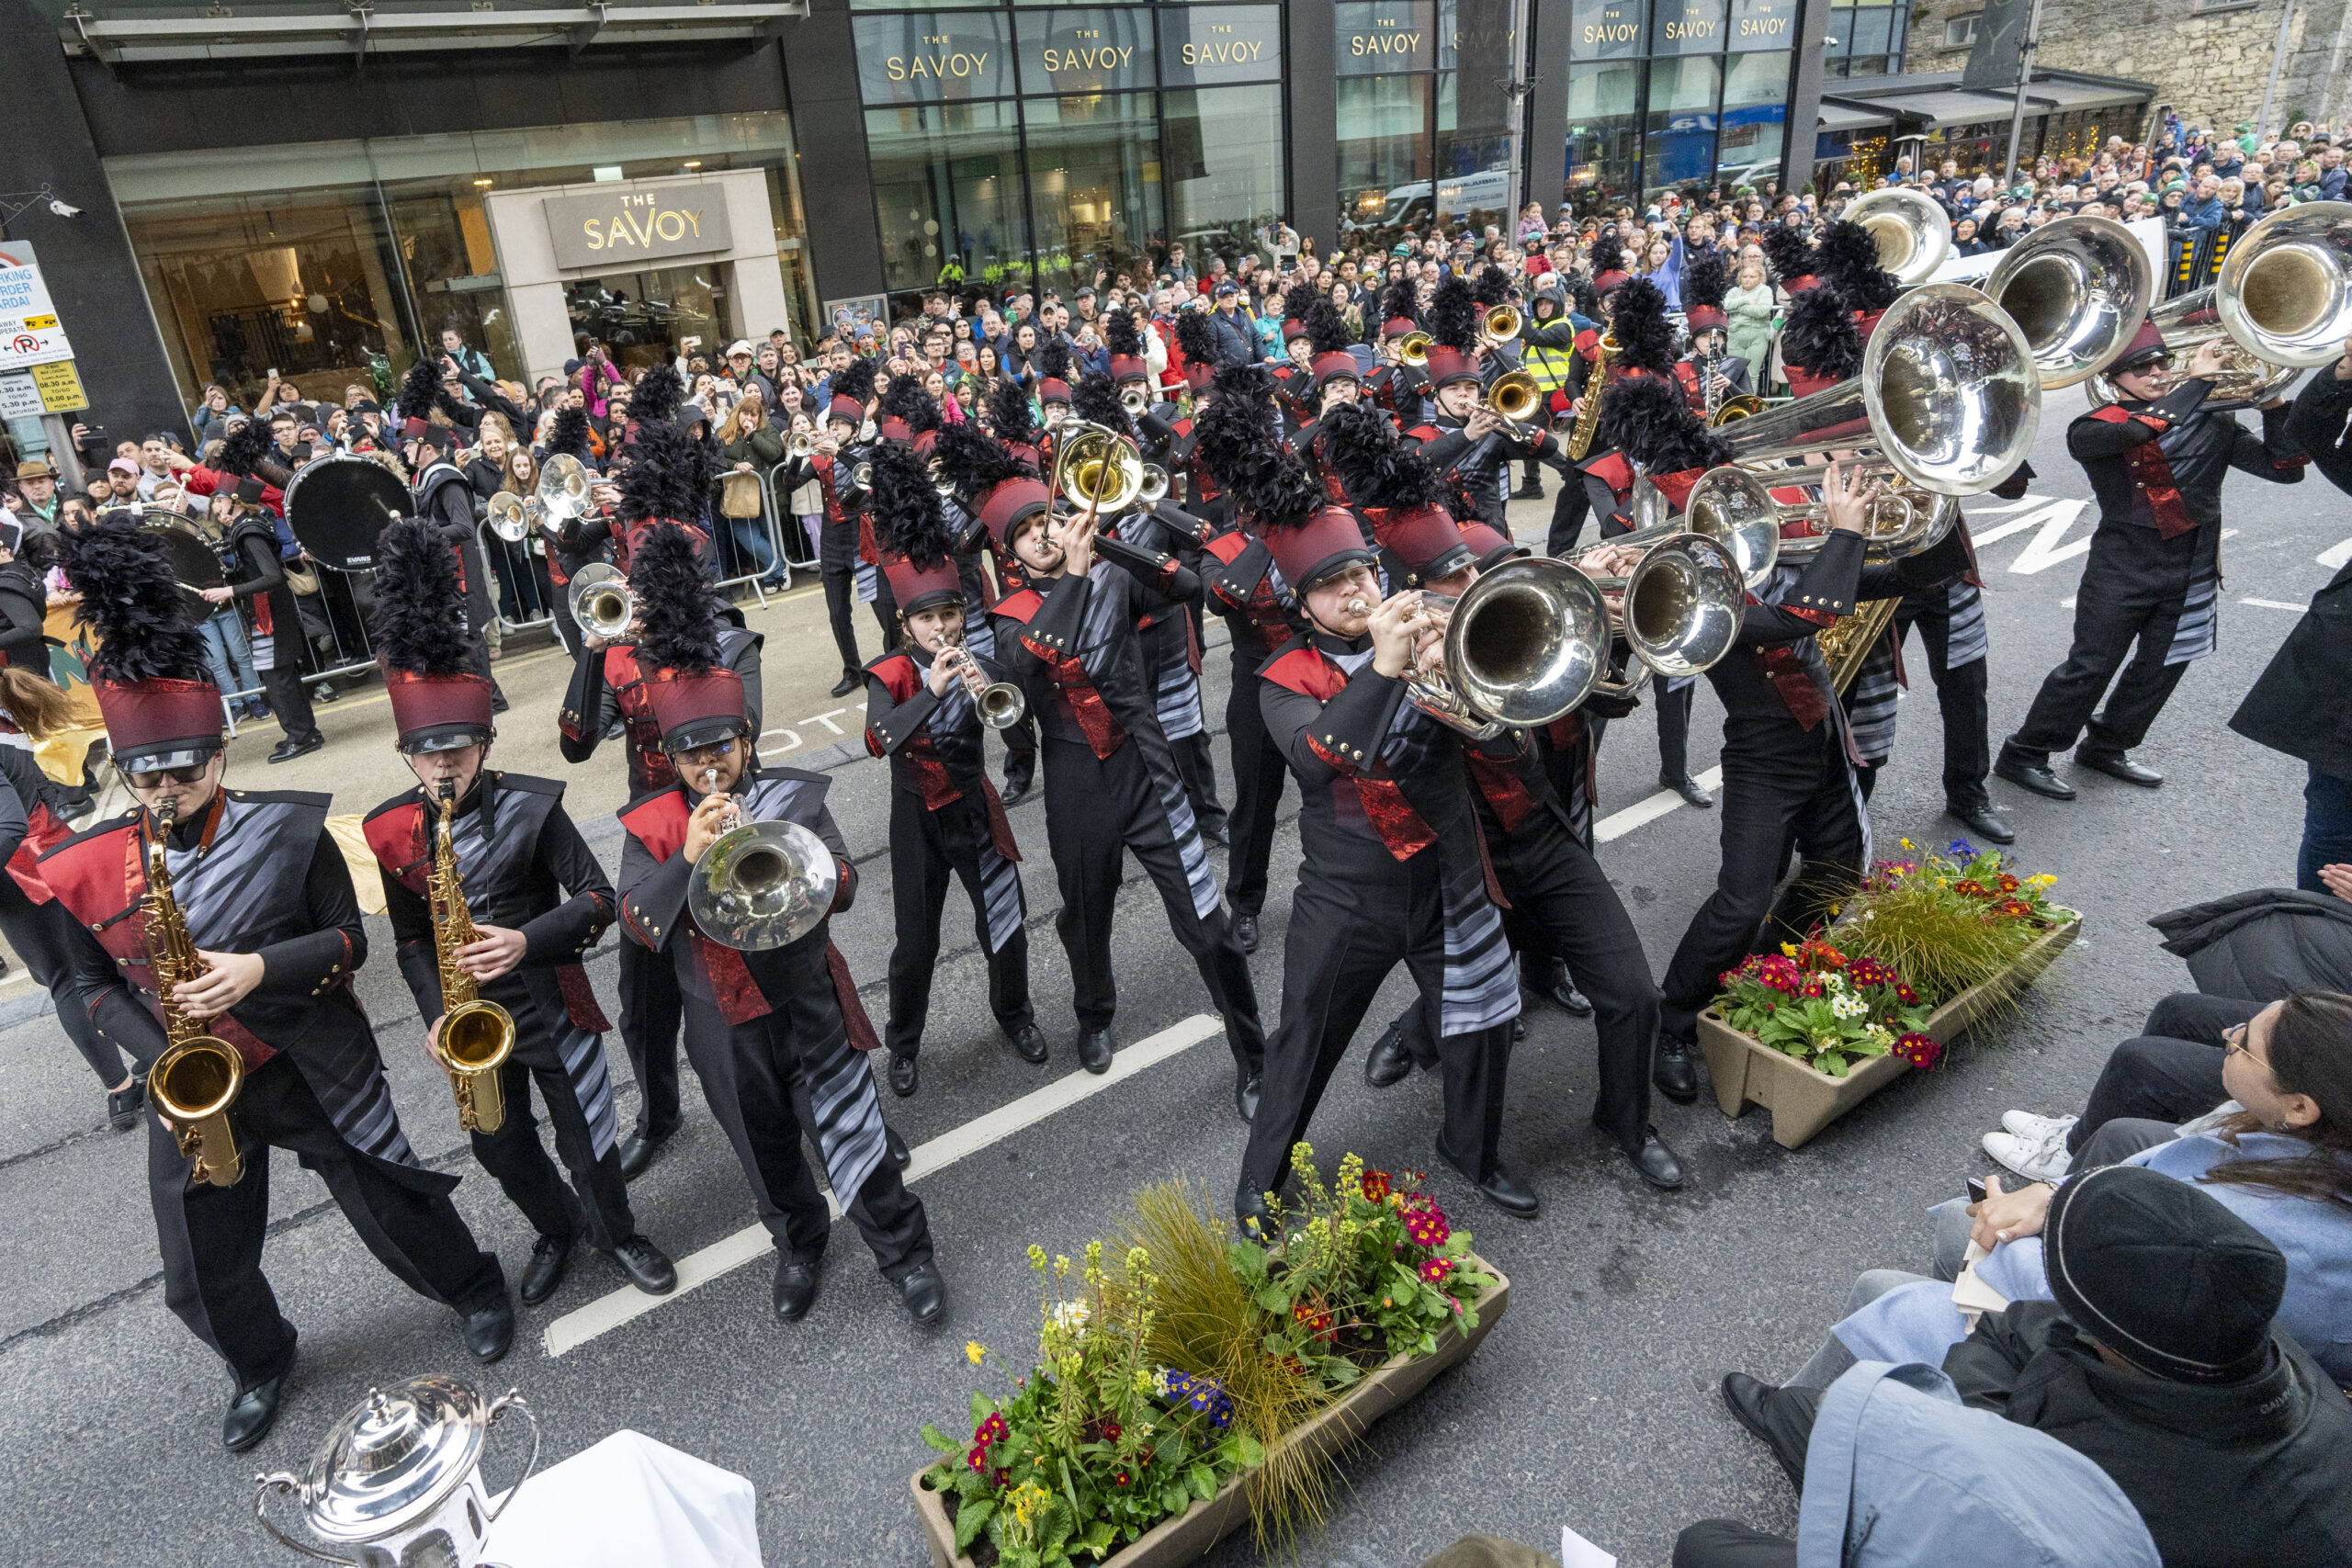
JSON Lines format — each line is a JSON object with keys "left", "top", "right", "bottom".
{"left": 2321, "top": 537, "right": 2352, "bottom": 571}
{"left": 1595, "top": 767, "right": 1724, "bottom": 843}
{"left": 541, "top": 1012, "right": 1227, "bottom": 1356}
{"left": 2241, "top": 597, "right": 2310, "bottom": 612}
{"left": 1992, "top": 500, "right": 2093, "bottom": 575}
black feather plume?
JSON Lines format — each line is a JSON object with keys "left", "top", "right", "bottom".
{"left": 631, "top": 363, "right": 684, "bottom": 427}
{"left": 1609, "top": 278, "right": 1680, "bottom": 376}
{"left": 1033, "top": 341, "right": 1071, "bottom": 388}
{"left": 1303, "top": 297, "right": 1353, "bottom": 357}
{"left": 987, "top": 376, "right": 1038, "bottom": 446}
{"left": 544, "top": 404, "right": 592, "bottom": 463}
{"left": 868, "top": 446, "right": 955, "bottom": 570}
{"left": 1758, "top": 226, "right": 1815, "bottom": 289}
{"left": 1471, "top": 266, "right": 1513, "bottom": 310}
{"left": 1430, "top": 276, "right": 1479, "bottom": 354}
{"left": 1104, "top": 308, "right": 1146, "bottom": 360}
{"left": 630, "top": 522, "right": 724, "bottom": 677}
{"left": 879, "top": 378, "right": 943, "bottom": 436}
{"left": 1566, "top": 275, "right": 1600, "bottom": 321}
{"left": 1813, "top": 219, "right": 1900, "bottom": 311}
{"left": 616, "top": 418, "right": 707, "bottom": 525}
{"left": 1172, "top": 309, "right": 1221, "bottom": 369}
{"left": 827, "top": 357, "right": 877, "bottom": 412}
{"left": 1320, "top": 402, "right": 1450, "bottom": 514}
{"left": 1781, "top": 284, "right": 1865, "bottom": 380}
{"left": 1588, "top": 232, "right": 1626, "bottom": 277}
{"left": 933, "top": 421, "right": 1034, "bottom": 502}
{"left": 369, "top": 517, "right": 475, "bottom": 677}
{"left": 214, "top": 420, "right": 291, "bottom": 488}
{"left": 1377, "top": 276, "right": 1419, "bottom": 327}
{"left": 397, "top": 358, "right": 443, "bottom": 426}
{"left": 1071, "top": 373, "right": 1129, "bottom": 431}
{"left": 1682, "top": 249, "right": 1730, "bottom": 312}
{"left": 1210, "top": 389, "right": 1321, "bottom": 537}
{"left": 1192, "top": 364, "right": 1278, "bottom": 494}
{"left": 60, "top": 517, "right": 212, "bottom": 685}
{"left": 1596, "top": 374, "right": 1733, "bottom": 476}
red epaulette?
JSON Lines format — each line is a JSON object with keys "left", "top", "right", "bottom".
{"left": 360, "top": 797, "right": 430, "bottom": 895}
{"left": 2089, "top": 405, "right": 2169, "bottom": 434}
{"left": 1204, "top": 530, "right": 1249, "bottom": 566}
{"left": 618, "top": 790, "right": 691, "bottom": 863}
{"left": 992, "top": 588, "right": 1046, "bottom": 625}
{"left": 1403, "top": 423, "right": 1442, "bottom": 444}
{"left": 1584, "top": 451, "right": 1634, "bottom": 499}
{"left": 1261, "top": 645, "right": 1343, "bottom": 702}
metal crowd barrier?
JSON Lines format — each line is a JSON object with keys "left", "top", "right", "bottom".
{"left": 766, "top": 463, "right": 820, "bottom": 570}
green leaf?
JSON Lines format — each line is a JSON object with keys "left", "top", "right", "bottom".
{"left": 1161, "top": 1483, "right": 1190, "bottom": 1515}
{"left": 1236, "top": 1432, "right": 1266, "bottom": 1468}
{"left": 970, "top": 1391, "right": 994, "bottom": 1429}
{"left": 955, "top": 1497, "right": 998, "bottom": 1552}
{"left": 922, "top": 1422, "right": 963, "bottom": 1456}
{"left": 1080, "top": 1520, "right": 1118, "bottom": 1556}
{"left": 1186, "top": 1462, "right": 1217, "bottom": 1501}
{"left": 1255, "top": 1284, "right": 1290, "bottom": 1314}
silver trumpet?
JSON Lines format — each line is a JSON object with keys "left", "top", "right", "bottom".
{"left": 1405, "top": 559, "right": 1613, "bottom": 737}
{"left": 688, "top": 768, "right": 839, "bottom": 952}
{"left": 1137, "top": 463, "right": 1170, "bottom": 505}
{"left": 536, "top": 453, "right": 594, "bottom": 524}
{"left": 568, "top": 562, "right": 635, "bottom": 640}
{"left": 1119, "top": 383, "right": 1151, "bottom": 415}
{"left": 940, "top": 632, "right": 1025, "bottom": 729}
{"left": 483, "top": 490, "right": 546, "bottom": 543}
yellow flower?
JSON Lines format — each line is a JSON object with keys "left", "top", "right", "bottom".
{"left": 1781, "top": 942, "right": 1799, "bottom": 957}
{"left": 966, "top": 1340, "right": 986, "bottom": 1365}
{"left": 1900, "top": 837, "right": 1914, "bottom": 850}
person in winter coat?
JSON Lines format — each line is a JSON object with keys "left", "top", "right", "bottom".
{"left": 1723, "top": 259, "right": 1777, "bottom": 371}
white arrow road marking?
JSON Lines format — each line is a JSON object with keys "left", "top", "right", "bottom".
{"left": 2320, "top": 536, "right": 2352, "bottom": 571}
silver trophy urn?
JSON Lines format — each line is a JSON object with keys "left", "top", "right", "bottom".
{"left": 254, "top": 1373, "right": 540, "bottom": 1567}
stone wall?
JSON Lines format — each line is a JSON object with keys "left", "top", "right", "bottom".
{"left": 1902, "top": 0, "right": 2352, "bottom": 136}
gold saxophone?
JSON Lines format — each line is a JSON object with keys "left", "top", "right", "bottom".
{"left": 143, "top": 801, "right": 246, "bottom": 1187}
{"left": 428, "top": 781, "right": 515, "bottom": 1134}
{"left": 1566, "top": 332, "right": 1620, "bottom": 461}
{"left": 1819, "top": 598, "right": 1905, "bottom": 694}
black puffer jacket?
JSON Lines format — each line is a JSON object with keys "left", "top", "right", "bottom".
{"left": 2148, "top": 887, "right": 2352, "bottom": 999}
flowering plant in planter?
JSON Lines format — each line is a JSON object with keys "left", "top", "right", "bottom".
{"left": 1832, "top": 838, "right": 2070, "bottom": 1006}
{"left": 1713, "top": 933, "right": 1937, "bottom": 1077}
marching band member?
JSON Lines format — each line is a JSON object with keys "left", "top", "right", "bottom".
{"left": 1363, "top": 276, "right": 1428, "bottom": 420}
{"left": 203, "top": 423, "right": 322, "bottom": 762}
{"left": 942, "top": 423, "right": 1267, "bottom": 1100}
{"left": 861, "top": 446, "right": 1043, "bottom": 1094}
{"left": 1674, "top": 252, "right": 1754, "bottom": 417}
{"left": 1236, "top": 444, "right": 1529, "bottom": 1227}
{"left": 1996, "top": 324, "right": 2304, "bottom": 800}
{"left": 364, "top": 517, "right": 676, "bottom": 1306}
{"left": 44, "top": 519, "right": 512, "bottom": 1450}
{"left": 1165, "top": 310, "right": 1237, "bottom": 528}
{"left": 559, "top": 402, "right": 764, "bottom": 1180}
{"left": 1404, "top": 276, "right": 1561, "bottom": 532}
{"left": 1032, "top": 342, "right": 1077, "bottom": 457}
{"left": 1285, "top": 298, "right": 1369, "bottom": 508}
{"left": 777, "top": 358, "right": 880, "bottom": 695}
{"left": 616, "top": 523, "right": 944, "bottom": 1325}
{"left": 974, "top": 378, "right": 1049, "bottom": 806}
{"left": 1322, "top": 409, "right": 1683, "bottom": 1190}
{"left": 396, "top": 360, "right": 502, "bottom": 701}
{"left": 1269, "top": 284, "right": 1319, "bottom": 433}
{"left": 534, "top": 403, "right": 605, "bottom": 658}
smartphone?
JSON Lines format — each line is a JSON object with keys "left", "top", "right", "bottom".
{"left": 1964, "top": 1175, "right": 1989, "bottom": 1205}
{"left": 267, "top": 367, "right": 279, "bottom": 379}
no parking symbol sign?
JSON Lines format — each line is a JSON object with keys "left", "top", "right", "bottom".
{"left": 0, "top": 251, "right": 74, "bottom": 371}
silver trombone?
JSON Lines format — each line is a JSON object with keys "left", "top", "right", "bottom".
{"left": 536, "top": 453, "right": 594, "bottom": 524}
{"left": 1403, "top": 559, "right": 1613, "bottom": 738}
{"left": 1984, "top": 214, "right": 2155, "bottom": 389}
{"left": 1845, "top": 186, "right": 1953, "bottom": 286}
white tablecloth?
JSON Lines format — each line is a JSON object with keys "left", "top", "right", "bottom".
{"left": 484, "top": 1430, "right": 760, "bottom": 1568}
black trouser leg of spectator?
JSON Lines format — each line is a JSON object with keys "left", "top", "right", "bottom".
{"left": 1657, "top": 679, "right": 1694, "bottom": 779}
{"left": 2066, "top": 1032, "right": 2231, "bottom": 1154}
{"left": 2070, "top": 1116, "right": 2183, "bottom": 1171}
{"left": 261, "top": 662, "right": 318, "bottom": 740}
{"left": 1671, "top": 1522, "right": 1800, "bottom": 1568}
{"left": 616, "top": 937, "right": 683, "bottom": 1142}
{"left": 1224, "top": 662, "right": 1287, "bottom": 919}
{"left": 0, "top": 886, "right": 125, "bottom": 1088}
{"left": 2143, "top": 991, "right": 2260, "bottom": 1047}
{"left": 820, "top": 563, "right": 863, "bottom": 676}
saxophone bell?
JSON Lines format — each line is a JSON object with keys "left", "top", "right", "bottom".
{"left": 142, "top": 797, "right": 248, "bottom": 1186}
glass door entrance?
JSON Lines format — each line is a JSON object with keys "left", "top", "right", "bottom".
{"left": 563, "top": 263, "right": 729, "bottom": 373}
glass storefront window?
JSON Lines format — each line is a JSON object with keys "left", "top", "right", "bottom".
{"left": 1717, "top": 51, "right": 1790, "bottom": 188}
{"left": 1163, "top": 84, "right": 1285, "bottom": 275}
{"left": 1435, "top": 69, "right": 1514, "bottom": 232}
{"left": 1653, "top": 0, "right": 1728, "bottom": 54}
{"left": 1565, "top": 60, "right": 1643, "bottom": 218}
{"left": 1339, "top": 73, "right": 1436, "bottom": 250}
{"left": 1023, "top": 93, "right": 1164, "bottom": 297}
{"left": 1645, "top": 54, "right": 1721, "bottom": 202}
{"left": 866, "top": 100, "right": 1032, "bottom": 307}
{"left": 563, "top": 264, "right": 728, "bottom": 375}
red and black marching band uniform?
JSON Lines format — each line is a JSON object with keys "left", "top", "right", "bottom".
{"left": 777, "top": 362, "right": 883, "bottom": 684}
{"left": 978, "top": 471, "right": 1267, "bottom": 1095}
{"left": 185, "top": 433, "right": 323, "bottom": 758}
{"left": 1999, "top": 328, "right": 2305, "bottom": 788}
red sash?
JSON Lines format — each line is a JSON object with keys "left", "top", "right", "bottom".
{"left": 1464, "top": 749, "right": 1537, "bottom": 835}
{"left": 1262, "top": 648, "right": 1436, "bottom": 862}
{"left": 1584, "top": 451, "right": 1634, "bottom": 502}
{"left": 2088, "top": 406, "right": 2196, "bottom": 538}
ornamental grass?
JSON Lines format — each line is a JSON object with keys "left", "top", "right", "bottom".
{"left": 1832, "top": 838, "right": 2067, "bottom": 1008}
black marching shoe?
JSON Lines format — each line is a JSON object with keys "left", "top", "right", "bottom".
{"left": 1006, "top": 1022, "right": 1049, "bottom": 1064}
{"left": 607, "top": 1235, "right": 678, "bottom": 1295}
{"left": 1720, "top": 1372, "right": 1817, "bottom": 1492}
{"left": 223, "top": 1366, "right": 292, "bottom": 1453}
{"left": 1235, "top": 1186, "right": 1274, "bottom": 1240}
{"left": 1200, "top": 820, "right": 1230, "bottom": 848}
{"left": 1654, "top": 1039, "right": 1699, "bottom": 1103}
{"left": 1994, "top": 753, "right": 2075, "bottom": 801}
{"left": 458, "top": 1293, "right": 515, "bottom": 1363}
{"left": 518, "top": 1232, "right": 575, "bottom": 1305}
{"left": 107, "top": 1077, "right": 146, "bottom": 1133}
{"left": 1529, "top": 956, "right": 1594, "bottom": 1017}
{"left": 1363, "top": 1021, "right": 1415, "bottom": 1089}
{"left": 1946, "top": 795, "right": 2016, "bottom": 845}
{"left": 1510, "top": 1015, "right": 1527, "bottom": 1042}
{"left": 2075, "top": 747, "right": 2162, "bottom": 788}
{"left": 1234, "top": 1070, "right": 1261, "bottom": 1123}
{"left": 266, "top": 731, "right": 323, "bottom": 764}
{"left": 1077, "top": 1027, "right": 1114, "bottom": 1075}
{"left": 1513, "top": 481, "right": 1545, "bottom": 500}
{"left": 888, "top": 1051, "right": 920, "bottom": 1098}
{"left": 887, "top": 1124, "right": 911, "bottom": 1170}
{"left": 772, "top": 1255, "right": 823, "bottom": 1321}
{"left": 1661, "top": 771, "right": 1715, "bottom": 808}
{"left": 897, "top": 1261, "right": 948, "bottom": 1325}
{"left": 1232, "top": 913, "right": 1261, "bottom": 954}
{"left": 830, "top": 671, "right": 862, "bottom": 698}
{"left": 1617, "top": 1125, "right": 1685, "bottom": 1190}
{"left": 999, "top": 773, "right": 1034, "bottom": 807}
{"left": 1442, "top": 1142, "right": 1541, "bottom": 1219}
{"left": 616, "top": 1126, "right": 673, "bottom": 1182}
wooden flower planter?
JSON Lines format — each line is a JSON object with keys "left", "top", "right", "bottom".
{"left": 1697, "top": 911, "right": 2081, "bottom": 1150}
{"left": 910, "top": 1260, "right": 1510, "bottom": 1568}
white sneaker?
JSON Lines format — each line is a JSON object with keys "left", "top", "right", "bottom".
{"left": 1999, "top": 1110, "right": 2077, "bottom": 1143}
{"left": 1984, "top": 1128, "right": 2073, "bottom": 1183}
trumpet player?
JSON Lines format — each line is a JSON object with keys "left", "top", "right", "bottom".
{"left": 1996, "top": 326, "right": 2305, "bottom": 802}
{"left": 41, "top": 518, "right": 511, "bottom": 1451}
{"left": 1405, "top": 276, "right": 1560, "bottom": 532}
{"left": 1284, "top": 299, "right": 1369, "bottom": 508}
{"left": 863, "top": 448, "right": 1042, "bottom": 1095}
{"left": 616, "top": 522, "right": 944, "bottom": 1326}
{"left": 1363, "top": 276, "right": 1428, "bottom": 419}
{"left": 364, "top": 519, "right": 676, "bottom": 1306}
{"left": 775, "top": 358, "right": 881, "bottom": 695}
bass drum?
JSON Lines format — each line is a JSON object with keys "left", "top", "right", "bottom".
{"left": 135, "top": 509, "right": 229, "bottom": 616}
{"left": 282, "top": 455, "right": 411, "bottom": 573}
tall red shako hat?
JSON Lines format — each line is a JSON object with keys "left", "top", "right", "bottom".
{"left": 370, "top": 515, "right": 493, "bottom": 754}
{"left": 1223, "top": 404, "right": 1365, "bottom": 589}
{"left": 1302, "top": 296, "right": 1361, "bottom": 389}
{"left": 1032, "top": 341, "right": 1074, "bottom": 408}
{"left": 632, "top": 521, "right": 749, "bottom": 754}
{"left": 877, "top": 377, "right": 944, "bottom": 450}
{"left": 1759, "top": 226, "right": 1818, "bottom": 299}
{"left": 1173, "top": 309, "right": 1223, "bottom": 393}
{"left": 1317, "top": 401, "right": 1472, "bottom": 586}
{"left": 1681, "top": 248, "right": 1731, "bottom": 335}
{"left": 1588, "top": 231, "right": 1632, "bottom": 298}
{"left": 1376, "top": 276, "right": 1421, "bottom": 342}
{"left": 1595, "top": 276, "right": 1735, "bottom": 502}
{"left": 1420, "top": 275, "right": 1484, "bottom": 389}
{"left": 933, "top": 419, "right": 1050, "bottom": 552}
{"left": 826, "top": 357, "right": 877, "bottom": 429}
{"left": 868, "top": 444, "right": 964, "bottom": 615}
{"left": 59, "top": 516, "right": 224, "bottom": 773}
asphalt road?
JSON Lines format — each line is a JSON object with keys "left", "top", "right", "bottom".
{"left": 2, "top": 384, "right": 2344, "bottom": 1568}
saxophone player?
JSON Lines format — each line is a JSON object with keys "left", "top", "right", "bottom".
{"left": 363, "top": 519, "right": 676, "bottom": 1308}
{"left": 40, "top": 518, "right": 512, "bottom": 1453}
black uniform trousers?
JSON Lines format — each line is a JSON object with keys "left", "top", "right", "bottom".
{"left": 1223, "top": 649, "right": 1290, "bottom": 920}
{"left": 679, "top": 953, "right": 931, "bottom": 1280}
{"left": 0, "top": 882, "right": 125, "bottom": 1088}
{"left": 1655, "top": 679, "right": 1695, "bottom": 780}
{"left": 1659, "top": 722, "right": 1867, "bottom": 1043}
{"left": 616, "top": 938, "right": 684, "bottom": 1143}
{"left": 1239, "top": 849, "right": 1510, "bottom": 1206}
{"left": 869, "top": 568, "right": 901, "bottom": 651}
{"left": 2005, "top": 525, "right": 2200, "bottom": 763}
{"left": 820, "top": 520, "right": 865, "bottom": 678}
{"left": 150, "top": 1055, "right": 504, "bottom": 1392}
{"left": 885, "top": 789, "right": 1033, "bottom": 1056}
{"left": 1143, "top": 617, "right": 1227, "bottom": 839}
{"left": 1860, "top": 598, "right": 1991, "bottom": 807}
{"left": 1040, "top": 734, "right": 1263, "bottom": 1077}
{"left": 1388, "top": 818, "right": 1661, "bottom": 1152}
{"left": 255, "top": 581, "right": 320, "bottom": 742}
{"left": 467, "top": 1038, "right": 636, "bottom": 1252}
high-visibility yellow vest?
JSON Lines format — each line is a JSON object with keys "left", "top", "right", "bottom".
{"left": 1519, "top": 338, "right": 1580, "bottom": 396}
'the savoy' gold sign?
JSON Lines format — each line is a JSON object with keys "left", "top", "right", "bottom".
{"left": 544, "top": 186, "right": 734, "bottom": 271}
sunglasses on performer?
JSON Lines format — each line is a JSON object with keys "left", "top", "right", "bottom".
{"left": 125, "top": 764, "right": 210, "bottom": 788}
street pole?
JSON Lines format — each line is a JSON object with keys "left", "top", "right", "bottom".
{"left": 2002, "top": 0, "right": 2045, "bottom": 184}
{"left": 1504, "top": 0, "right": 1531, "bottom": 227}
{"left": 2256, "top": 0, "right": 2300, "bottom": 141}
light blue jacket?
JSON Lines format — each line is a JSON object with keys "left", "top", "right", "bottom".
{"left": 1798, "top": 1362, "right": 2159, "bottom": 1568}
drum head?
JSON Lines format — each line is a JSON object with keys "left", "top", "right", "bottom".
{"left": 283, "top": 456, "right": 411, "bottom": 572}
{"left": 137, "top": 512, "right": 227, "bottom": 614}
